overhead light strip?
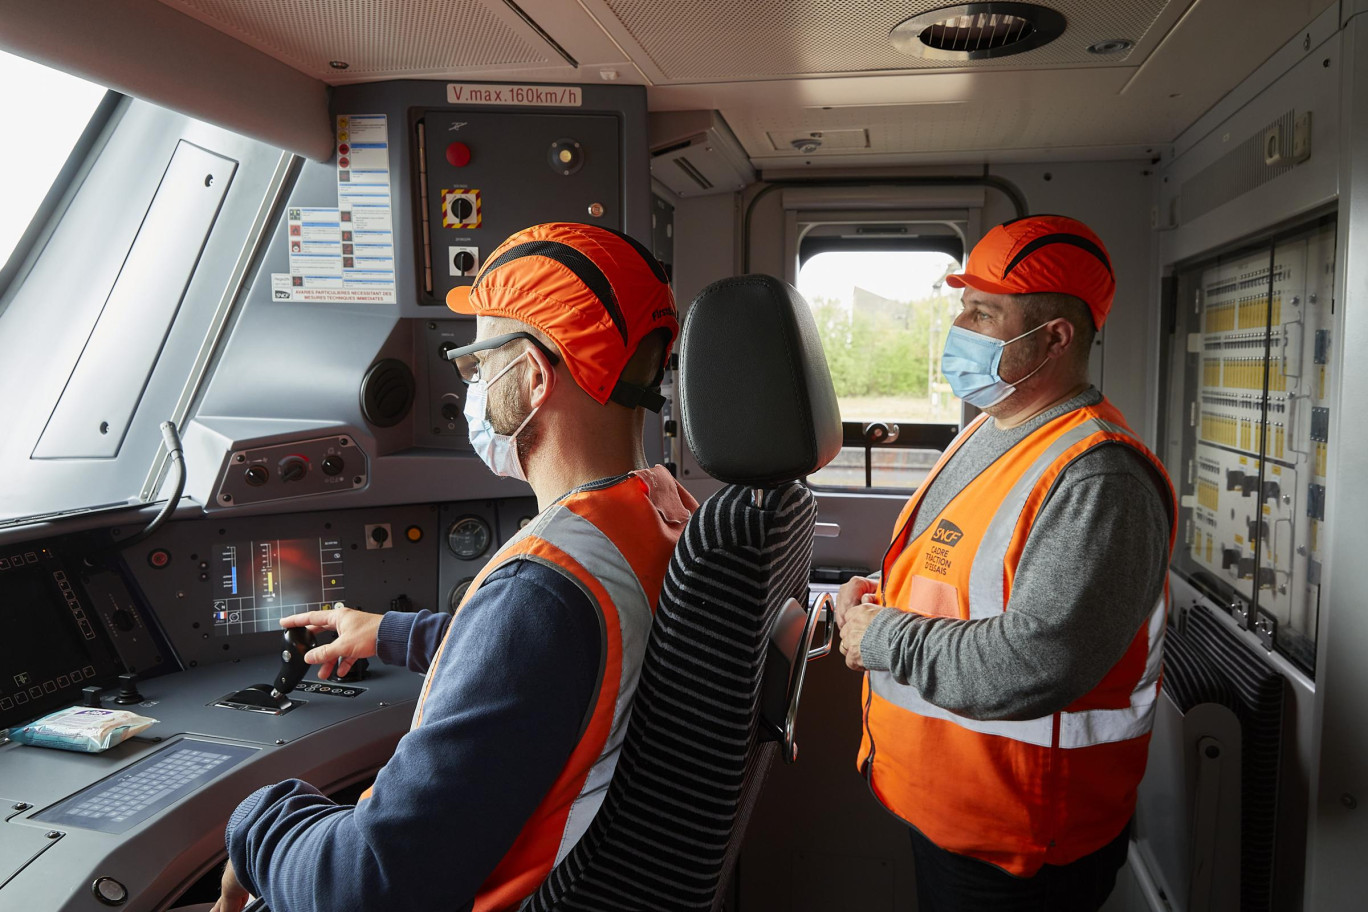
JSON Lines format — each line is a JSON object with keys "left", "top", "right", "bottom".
{"left": 501, "top": 0, "right": 579, "bottom": 68}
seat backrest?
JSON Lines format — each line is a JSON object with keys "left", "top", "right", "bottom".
{"left": 524, "top": 275, "right": 841, "bottom": 912}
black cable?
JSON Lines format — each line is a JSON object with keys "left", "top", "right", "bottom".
{"left": 115, "top": 420, "right": 186, "bottom": 551}
{"left": 740, "top": 174, "right": 1028, "bottom": 272}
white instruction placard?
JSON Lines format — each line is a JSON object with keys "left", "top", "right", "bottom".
{"left": 273, "top": 113, "right": 397, "bottom": 304}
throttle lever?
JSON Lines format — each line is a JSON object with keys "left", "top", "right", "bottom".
{"left": 271, "top": 627, "right": 316, "bottom": 699}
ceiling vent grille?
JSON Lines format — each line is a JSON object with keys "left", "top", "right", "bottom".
{"left": 890, "top": 3, "right": 1066, "bottom": 61}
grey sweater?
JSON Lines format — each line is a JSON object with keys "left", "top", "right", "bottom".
{"left": 859, "top": 388, "right": 1173, "bottom": 722}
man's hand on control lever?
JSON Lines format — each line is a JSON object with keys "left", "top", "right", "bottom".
{"left": 280, "top": 604, "right": 383, "bottom": 681}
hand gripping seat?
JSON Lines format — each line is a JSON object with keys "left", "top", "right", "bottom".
{"left": 523, "top": 275, "right": 842, "bottom": 911}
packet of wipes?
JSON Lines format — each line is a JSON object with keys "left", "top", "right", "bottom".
{"left": 7, "top": 706, "right": 157, "bottom": 753}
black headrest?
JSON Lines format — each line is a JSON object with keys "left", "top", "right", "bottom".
{"left": 679, "top": 275, "right": 843, "bottom": 487}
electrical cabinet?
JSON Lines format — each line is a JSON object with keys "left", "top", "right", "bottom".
{"left": 1161, "top": 218, "right": 1335, "bottom": 673}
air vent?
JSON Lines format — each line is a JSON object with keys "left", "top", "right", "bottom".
{"left": 890, "top": 3, "right": 1066, "bottom": 61}
{"left": 649, "top": 111, "right": 755, "bottom": 197}
{"left": 360, "top": 359, "right": 415, "bottom": 428}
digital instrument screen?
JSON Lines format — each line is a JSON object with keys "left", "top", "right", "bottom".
{"left": 212, "top": 538, "right": 344, "bottom": 636}
{"left": 0, "top": 552, "right": 112, "bottom": 728}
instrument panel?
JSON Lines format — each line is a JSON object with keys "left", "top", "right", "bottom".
{"left": 0, "top": 493, "right": 537, "bottom": 911}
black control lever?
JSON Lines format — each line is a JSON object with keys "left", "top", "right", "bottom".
{"left": 271, "top": 628, "right": 316, "bottom": 699}
{"left": 218, "top": 628, "right": 317, "bottom": 714}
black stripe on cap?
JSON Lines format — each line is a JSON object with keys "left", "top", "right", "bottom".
{"left": 600, "top": 226, "right": 670, "bottom": 285}
{"left": 1002, "top": 233, "right": 1113, "bottom": 280}
{"left": 476, "top": 240, "right": 628, "bottom": 344}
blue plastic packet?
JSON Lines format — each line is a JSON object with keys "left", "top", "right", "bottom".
{"left": 7, "top": 706, "right": 156, "bottom": 753}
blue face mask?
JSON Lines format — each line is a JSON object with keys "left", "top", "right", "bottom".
{"left": 464, "top": 353, "right": 539, "bottom": 481}
{"left": 940, "top": 323, "right": 1050, "bottom": 408}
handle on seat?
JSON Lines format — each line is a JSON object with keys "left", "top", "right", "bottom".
{"left": 782, "top": 592, "right": 834, "bottom": 764}
{"left": 807, "top": 592, "right": 834, "bottom": 660}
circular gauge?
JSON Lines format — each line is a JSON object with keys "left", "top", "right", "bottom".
{"left": 447, "top": 515, "right": 492, "bottom": 560}
{"left": 449, "top": 578, "right": 475, "bottom": 611}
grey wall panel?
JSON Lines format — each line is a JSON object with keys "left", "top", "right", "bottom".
{"left": 34, "top": 142, "right": 236, "bottom": 459}
{"left": 0, "top": 100, "right": 289, "bottom": 522}
{"left": 0, "top": 0, "right": 331, "bottom": 160}
{"left": 1308, "top": 11, "right": 1368, "bottom": 910}
{"left": 1158, "top": 34, "right": 1340, "bottom": 267}
{"left": 993, "top": 160, "right": 1160, "bottom": 442}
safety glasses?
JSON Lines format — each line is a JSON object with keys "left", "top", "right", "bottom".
{"left": 444, "top": 332, "right": 561, "bottom": 385}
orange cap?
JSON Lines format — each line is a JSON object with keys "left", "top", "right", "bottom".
{"left": 945, "top": 215, "right": 1115, "bottom": 328}
{"left": 447, "top": 223, "right": 678, "bottom": 407}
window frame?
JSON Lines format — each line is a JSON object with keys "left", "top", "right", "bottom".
{"left": 795, "top": 234, "right": 967, "bottom": 491}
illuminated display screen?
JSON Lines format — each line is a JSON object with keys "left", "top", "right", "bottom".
{"left": 211, "top": 538, "right": 344, "bottom": 636}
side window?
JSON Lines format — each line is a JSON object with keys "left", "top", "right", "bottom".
{"left": 797, "top": 245, "right": 963, "bottom": 490}
{"left": 0, "top": 50, "right": 107, "bottom": 278}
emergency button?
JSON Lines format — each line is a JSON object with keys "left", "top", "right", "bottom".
{"left": 446, "top": 142, "right": 472, "bottom": 167}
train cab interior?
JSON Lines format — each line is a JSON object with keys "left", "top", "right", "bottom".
{"left": 1, "top": 1, "right": 1366, "bottom": 909}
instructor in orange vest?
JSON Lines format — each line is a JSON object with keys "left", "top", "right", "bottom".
{"left": 835, "top": 215, "right": 1176, "bottom": 911}
{"left": 214, "top": 223, "right": 697, "bottom": 912}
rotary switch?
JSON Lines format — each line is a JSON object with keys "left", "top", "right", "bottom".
{"left": 278, "top": 455, "right": 309, "bottom": 482}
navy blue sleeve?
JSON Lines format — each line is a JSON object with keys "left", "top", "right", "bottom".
{"left": 375, "top": 609, "right": 452, "bottom": 672}
{"left": 226, "top": 560, "right": 603, "bottom": 912}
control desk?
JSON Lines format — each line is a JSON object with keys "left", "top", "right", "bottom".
{"left": 0, "top": 496, "right": 536, "bottom": 911}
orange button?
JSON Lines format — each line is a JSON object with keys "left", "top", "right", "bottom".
{"left": 406, "top": 525, "right": 423, "bottom": 542}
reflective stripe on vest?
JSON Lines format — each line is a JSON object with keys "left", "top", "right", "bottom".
{"left": 869, "top": 592, "right": 1164, "bottom": 748}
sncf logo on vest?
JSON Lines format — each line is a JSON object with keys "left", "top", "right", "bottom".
{"left": 930, "top": 520, "right": 964, "bottom": 547}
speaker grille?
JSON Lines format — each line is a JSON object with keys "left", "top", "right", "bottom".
{"left": 1179, "top": 110, "right": 1300, "bottom": 225}
{"left": 360, "top": 359, "right": 415, "bottom": 428}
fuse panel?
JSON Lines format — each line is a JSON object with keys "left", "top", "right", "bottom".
{"left": 1165, "top": 219, "right": 1334, "bottom": 674}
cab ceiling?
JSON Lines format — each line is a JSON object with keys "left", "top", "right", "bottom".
{"left": 146, "top": 0, "right": 1328, "bottom": 166}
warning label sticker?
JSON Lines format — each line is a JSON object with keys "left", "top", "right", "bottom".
{"left": 446, "top": 83, "right": 582, "bottom": 107}
{"left": 441, "top": 189, "right": 481, "bottom": 228}
{"left": 273, "top": 113, "right": 397, "bottom": 304}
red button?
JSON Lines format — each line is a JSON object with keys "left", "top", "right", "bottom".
{"left": 446, "top": 142, "right": 472, "bottom": 167}
{"left": 148, "top": 549, "right": 170, "bottom": 568}
{"left": 338, "top": 143, "right": 350, "bottom": 155}
{"left": 338, "top": 156, "right": 350, "bottom": 168}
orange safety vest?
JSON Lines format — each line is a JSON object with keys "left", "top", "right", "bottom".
{"left": 365, "top": 467, "right": 694, "bottom": 911}
{"left": 858, "top": 397, "right": 1176, "bottom": 877}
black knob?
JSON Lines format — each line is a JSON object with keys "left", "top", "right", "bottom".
{"left": 114, "top": 673, "right": 144, "bottom": 705}
{"left": 279, "top": 457, "right": 308, "bottom": 482}
{"left": 332, "top": 656, "right": 369, "bottom": 683}
{"left": 82, "top": 686, "right": 103, "bottom": 708}
{"left": 453, "top": 251, "right": 476, "bottom": 273}
{"left": 112, "top": 609, "right": 135, "bottom": 632}
{"left": 322, "top": 455, "right": 345, "bottom": 476}
{"left": 441, "top": 402, "right": 461, "bottom": 422}
{"left": 244, "top": 466, "right": 269, "bottom": 486}
{"left": 370, "top": 526, "right": 390, "bottom": 545}
{"left": 272, "top": 628, "right": 316, "bottom": 696}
